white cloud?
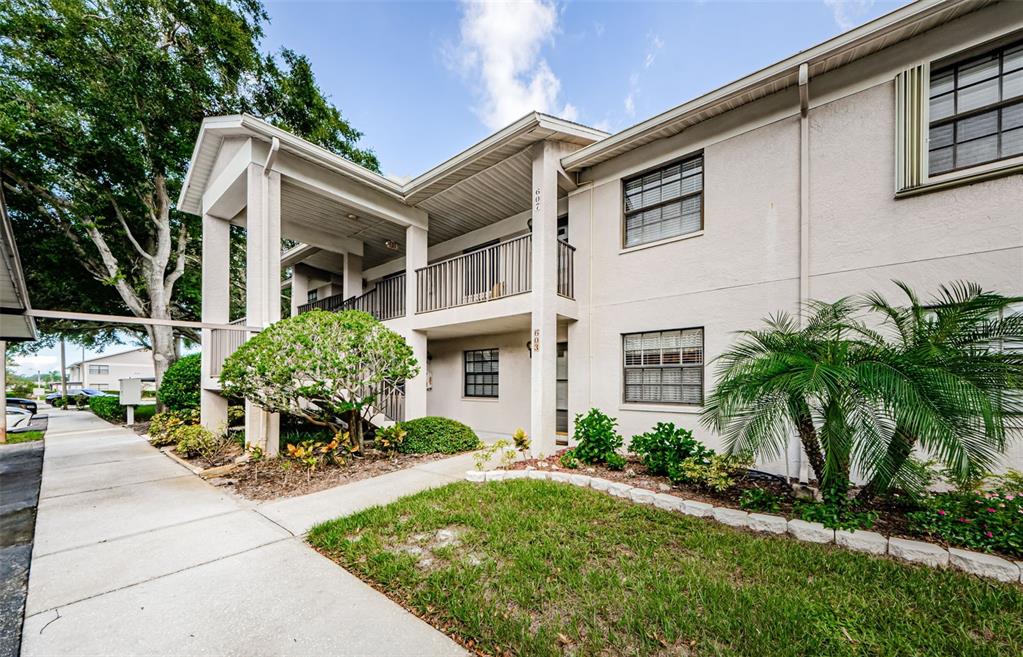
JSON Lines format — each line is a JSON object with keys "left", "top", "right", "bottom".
{"left": 11, "top": 354, "right": 59, "bottom": 375}
{"left": 592, "top": 119, "right": 612, "bottom": 133}
{"left": 644, "top": 34, "right": 664, "bottom": 68}
{"left": 823, "top": 0, "right": 875, "bottom": 31}
{"left": 449, "top": 0, "right": 577, "bottom": 130}
{"left": 623, "top": 93, "right": 635, "bottom": 117}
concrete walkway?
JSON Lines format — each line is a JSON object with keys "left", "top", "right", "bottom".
{"left": 21, "top": 410, "right": 467, "bottom": 656}
{"left": 0, "top": 439, "right": 44, "bottom": 657}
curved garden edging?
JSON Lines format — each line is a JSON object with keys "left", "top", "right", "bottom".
{"left": 465, "top": 469, "right": 1023, "bottom": 585}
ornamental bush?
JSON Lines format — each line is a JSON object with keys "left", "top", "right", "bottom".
{"left": 88, "top": 394, "right": 124, "bottom": 423}
{"left": 572, "top": 408, "right": 623, "bottom": 466}
{"left": 629, "top": 422, "right": 711, "bottom": 476}
{"left": 908, "top": 489, "right": 1023, "bottom": 558}
{"left": 158, "top": 353, "right": 201, "bottom": 410}
{"left": 397, "top": 416, "right": 482, "bottom": 454}
{"left": 148, "top": 409, "right": 200, "bottom": 447}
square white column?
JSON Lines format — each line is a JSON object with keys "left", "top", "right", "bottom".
{"left": 343, "top": 252, "right": 363, "bottom": 299}
{"left": 200, "top": 213, "right": 230, "bottom": 431}
{"left": 404, "top": 224, "right": 429, "bottom": 419}
{"left": 290, "top": 263, "right": 310, "bottom": 317}
{"left": 244, "top": 163, "right": 281, "bottom": 456}
{"left": 530, "top": 141, "right": 560, "bottom": 455}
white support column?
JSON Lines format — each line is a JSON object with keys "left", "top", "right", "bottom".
{"left": 404, "top": 224, "right": 428, "bottom": 419}
{"left": 200, "top": 213, "right": 230, "bottom": 431}
{"left": 290, "top": 263, "right": 311, "bottom": 317}
{"left": 343, "top": 252, "right": 363, "bottom": 299}
{"left": 244, "top": 163, "right": 282, "bottom": 456}
{"left": 530, "top": 141, "right": 560, "bottom": 455}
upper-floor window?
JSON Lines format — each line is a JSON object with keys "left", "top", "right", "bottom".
{"left": 307, "top": 289, "right": 318, "bottom": 303}
{"left": 623, "top": 328, "right": 703, "bottom": 405}
{"left": 622, "top": 154, "right": 703, "bottom": 248}
{"left": 88, "top": 364, "right": 109, "bottom": 375}
{"left": 929, "top": 40, "right": 1023, "bottom": 175}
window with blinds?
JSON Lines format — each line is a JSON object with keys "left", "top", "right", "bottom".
{"left": 929, "top": 40, "right": 1023, "bottom": 175}
{"left": 623, "top": 154, "right": 703, "bottom": 248}
{"left": 464, "top": 348, "right": 498, "bottom": 398}
{"left": 623, "top": 328, "right": 703, "bottom": 405}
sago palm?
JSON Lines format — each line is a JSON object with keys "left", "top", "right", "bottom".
{"left": 853, "top": 281, "right": 1023, "bottom": 499}
{"left": 701, "top": 299, "right": 885, "bottom": 494}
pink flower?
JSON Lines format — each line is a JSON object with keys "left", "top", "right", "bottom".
{"left": 937, "top": 509, "right": 947, "bottom": 516}
{"left": 986, "top": 507, "right": 996, "bottom": 513}
{"left": 985, "top": 531, "right": 993, "bottom": 538}
{"left": 1005, "top": 494, "right": 1015, "bottom": 501}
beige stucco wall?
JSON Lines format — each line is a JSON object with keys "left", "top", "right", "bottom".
{"left": 566, "top": 15, "right": 1023, "bottom": 474}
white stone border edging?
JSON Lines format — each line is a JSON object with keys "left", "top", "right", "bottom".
{"left": 465, "top": 469, "right": 1023, "bottom": 585}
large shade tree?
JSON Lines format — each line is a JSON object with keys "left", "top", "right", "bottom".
{"left": 0, "top": 0, "right": 379, "bottom": 384}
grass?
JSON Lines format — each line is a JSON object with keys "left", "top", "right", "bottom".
{"left": 310, "top": 480, "right": 1023, "bottom": 657}
{"left": 4, "top": 430, "right": 44, "bottom": 444}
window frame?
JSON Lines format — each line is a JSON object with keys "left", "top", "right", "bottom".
{"left": 463, "top": 348, "right": 499, "bottom": 399}
{"left": 620, "top": 152, "right": 705, "bottom": 250}
{"left": 88, "top": 364, "right": 109, "bottom": 375}
{"left": 928, "top": 38, "right": 1023, "bottom": 176}
{"left": 307, "top": 288, "right": 318, "bottom": 303}
{"left": 621, "top": 327, "right": 705, "bottom": 406}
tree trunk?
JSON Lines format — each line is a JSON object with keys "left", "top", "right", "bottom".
{"left": 858, "top": 426, "right": 915, "bottom": 502}
{"left": 149, "top": 324, "right": 177, "bottom": 408}
{"left": 792, "top": 396, "right": 825, "bottom": 483}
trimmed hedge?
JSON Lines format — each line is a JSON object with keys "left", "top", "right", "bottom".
{"left": 397, "top": 416, "right": 482, "bottom": 454}
{"left": 88, "top": 395, "right": 124, "bottom": 422}
{"left": 158, "top": 353, "right": 201, "bottom": 410}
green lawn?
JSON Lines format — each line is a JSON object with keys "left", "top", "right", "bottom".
{"left": 310, "top": 480, "right": 1023, "bottom": 657}
{"left": 4, "top": 430, "right": 44, "bottom": 444}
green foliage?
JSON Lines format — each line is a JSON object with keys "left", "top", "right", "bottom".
{"left": 703, "top": 282, "right": 1023, "bottom": 500}
{"left": 285, "top": 435, "right": 348, "bottom": 473}
{"left": 572, "top": 409, "right": 623, "bottom": 466}
{"left": 398, "top": 416, "right": 482, "bottom": 455}
{"left": 512, "top": 428, "right": 530, "bottom": 454}
{"left": 174, "top": 424, "right": 232, "bottom": 466}
{"left": 629, "top": 422, "right": 710, "bottom": 476}
{"left": 559, "top": 449, "right": 580, "bottom": 470}
{"left": 220, "top": 310, "right": 419, "bottom": 452}
{"left": 0, "top": 0, "right": 378, "bottom": 356}
{"left": 908, "top": 489, "right": 1023, "bottom": 558}
{"left": 228, "top": 405, "right": 246, "bottom": 426}
{"left": 6, "top": 430, "right": 44, "bottom": 444}
{"left": 374, "top": 425, "right": 407, "bottom": 454}
{"left": 157, "top": 354, "right": 201, "bottom": 410}
{"left": 605, "top": 452, "right": 626, "bottom": 471}
{"left": 88, "top": 395, "right": 124, "bottom": 423}
{"left": 739, "top": 488, "right": 782, "bottom": 513}
{"left": 794, "top": 483, "right": 879, "bottom": 530}
{"left": 148, "top": 409, "right": 200, "bottom": 447}
{"left": 668, "top": 453, "right": 750, "bottom": 493}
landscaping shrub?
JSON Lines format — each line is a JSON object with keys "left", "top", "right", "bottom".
{"left": 908, "top": 489, "right": 1023, "bottom": 558}
{"left": 174, "top": 424, "right": 232, "bottom": 466}
{"left": 158, "top": 353, "right": 201, "bottom": 410}
{"left": 668, "top": 453, "right": 750, "bottom": 492}
{"left": 572, "top": 408, "right": 623, "bottom": 466}
{"left": 373, "top": 425, "right": 406, "bottom": 453}
{"left": 795, "top": 498, "right": 879, "bottom": 531}
{"left": 398, "top": 416, "right": 482, "bottom": 454}
{"left": 559, "top": 448, "right": 580, "bottom": 469}
{"left": 739, "top": 488, "right": 782, "bottom": 513}
{"left": 629, "top": 422, "right": 711, "bottom": 475}
{"left": 88, "top": 394, "right": 125, "bottom": 423}
{"left": 148, "top": 409, "right": 200, "bottom": 447}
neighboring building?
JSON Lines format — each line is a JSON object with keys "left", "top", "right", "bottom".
{"left": 63, "top": 348, "right": 156, "bottom": 391}
{"left": 181, "top": 0, "right": 1023, "bottom": 474}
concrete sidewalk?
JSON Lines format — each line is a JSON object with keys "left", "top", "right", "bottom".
{"left": 21, "top": 410, "right": 467, "bottom": 657}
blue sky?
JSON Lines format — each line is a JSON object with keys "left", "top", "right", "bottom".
{"left": 10, "top": 0, "right": 905, "bottom": 375}
{"left": 261, "top": 0, "right": 906, "bottom": 181}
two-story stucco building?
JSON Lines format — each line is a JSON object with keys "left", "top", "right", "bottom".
{"left": 64, "top": 347, "right": 156, "bottom": 391}
{"left": 180, "top": 0, "right": 1022, "bottom": 476}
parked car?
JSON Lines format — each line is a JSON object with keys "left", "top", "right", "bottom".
{"left": 6, "top": 406, "right": 33, "bottom": 429}
{"left": 45, "top": 388, "right": 108, "bottom": 403}
{"left": 5, "top": 397, "right": 37, "bottom": 414}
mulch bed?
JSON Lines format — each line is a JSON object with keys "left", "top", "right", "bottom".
{"left": 503, "top": 451, "right": 924, "bottom": 546}
{"left": 216, "top": 450, "right": 447, "bottom": 501}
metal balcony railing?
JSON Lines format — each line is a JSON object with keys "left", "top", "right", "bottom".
{"left": 297, "top": 273, "right": 406, "bottom": 321}
{"left": 210, "top": 318, "right": 250, "bottom": 377}
{"left": 557, "top": 240, "right": 575, "bottom": 299}
{"left": 415, "top": 235, "right": 532, "bottom": 313}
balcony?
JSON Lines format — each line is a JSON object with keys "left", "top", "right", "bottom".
{"left": 415, "top": 235, "right": 575, "bottom": 314}
{"left": 298, "top": 273, "right": 406, "bottom": 321}
{"left": 210, "top": 318, "right": 250, "bottom": 378}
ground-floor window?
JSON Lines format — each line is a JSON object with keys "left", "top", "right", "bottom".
{"left": 623, "top": 328, "right": 703, "bottom": 404}
{"left": 464, "top": 348, "right": 499, "bottom": 398}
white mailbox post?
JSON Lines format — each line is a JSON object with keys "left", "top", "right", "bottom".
{"left": 119, "top": 377, "right": 144, "bottom": 426}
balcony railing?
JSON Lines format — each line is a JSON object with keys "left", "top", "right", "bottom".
{"left": 416, "top": 235, "right": 532, "bottom": 313}
{"left": 298, "top": 273, "right": 406, "bottom": 321}
{"left": 557, "top": 240, "right": 575, "bottom": 299}
{"left": 210, "top": 318, "right": 250, "bottom": 377}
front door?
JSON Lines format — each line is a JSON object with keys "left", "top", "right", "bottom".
{"left": 556, "top": 341, "right": 568, "bottom": 441}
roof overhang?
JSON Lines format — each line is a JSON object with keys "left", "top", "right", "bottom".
{"left": 178, "top": 112, "right": 607, "bottom": 217}
{"left": 562, "top": 0, "right": 997, "bottom": 172}
{"left": 0, "top": 186, "right": 37, "bottom": 341}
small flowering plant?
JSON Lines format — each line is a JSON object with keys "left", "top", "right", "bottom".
{"left": 908, "top": 488, "right": 1023, "bottom": 558}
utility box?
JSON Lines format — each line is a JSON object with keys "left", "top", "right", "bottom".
{"left": 119, "top": 378, "right": 143, "bottom": 406}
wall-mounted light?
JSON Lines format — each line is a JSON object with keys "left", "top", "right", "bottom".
{"left": 384, "top": 239, "right": 400, "bottom": 251}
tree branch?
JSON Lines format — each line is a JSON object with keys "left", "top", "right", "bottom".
{"left": 110, "top": 195, "right": 155, "bottom": 263}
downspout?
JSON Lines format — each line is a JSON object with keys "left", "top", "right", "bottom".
{"left": 794, "top": 62, "right": 811, "bottom": 484}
